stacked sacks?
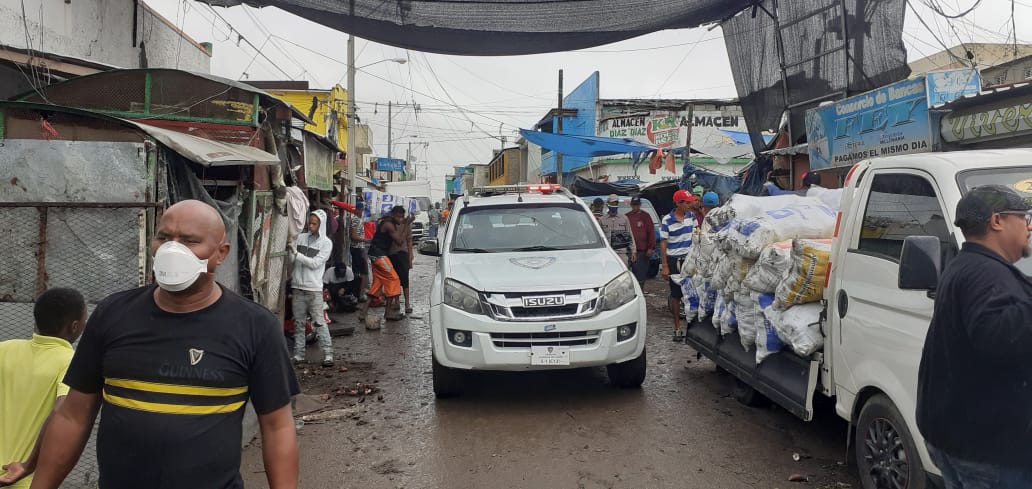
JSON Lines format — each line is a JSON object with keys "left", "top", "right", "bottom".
{"left": 683, "top": 193, "right": 838, "bottom": 365}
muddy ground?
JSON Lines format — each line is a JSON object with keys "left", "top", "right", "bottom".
{"left": 241, "top": 255, "right": 860, "bottom": 489}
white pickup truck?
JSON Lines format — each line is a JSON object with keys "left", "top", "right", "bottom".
{"left": 682, "top": 149, "right": 1032, "bottom": 489}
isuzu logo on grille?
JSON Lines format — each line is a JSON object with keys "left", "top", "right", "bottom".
{"left": 522, "top": 295, "right": 565, "bottom": 307}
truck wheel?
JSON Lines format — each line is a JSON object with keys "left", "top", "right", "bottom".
{"left": 607, "top": 349, "right": 647, "bottom": 388}
{"left": 733, "top": 378, "right": 771, "bottom": 407}
{"left": 432, "top": 354, "right": 464, "bottom": 398}
{"left": 855, "top": 394, "right": 926, "bottom": 489}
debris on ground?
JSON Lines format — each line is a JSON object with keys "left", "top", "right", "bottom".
{"left": 789, "top": 474, "right": 809, "bottom": 482}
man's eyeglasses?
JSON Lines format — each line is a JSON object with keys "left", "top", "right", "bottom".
{"left": 998, "top": 210, "right": 1032, "bottom": 225}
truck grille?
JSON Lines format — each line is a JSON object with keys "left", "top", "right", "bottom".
{"left": 490, "top": 331, "right": 600, "bottom": 348}
{"left": 483, "top": 289, "right": 600, "bottom": 321}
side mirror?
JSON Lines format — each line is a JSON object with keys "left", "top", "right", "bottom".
{"left": 418, "top": 239, "right": 440, "bottom": 257}
{"left": 899, "top": 236, "right": 941, "bottom": 290}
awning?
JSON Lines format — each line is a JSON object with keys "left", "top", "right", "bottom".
{"left": 761, "top": 143, "right": 809, "bottom": 156}
{"left": 133, "top": 122, "right": 280, "bottom": 166}
{"left": 519, "top": 129, "right": 656, "bottom": 157}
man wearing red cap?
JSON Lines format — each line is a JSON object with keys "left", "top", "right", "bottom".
{"left": 661, "top": 189, "right": 696, "bottom": 341}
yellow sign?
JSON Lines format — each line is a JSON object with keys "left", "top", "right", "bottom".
{"left": 1013, "top": 178, "right": 1032, "bottom": 194}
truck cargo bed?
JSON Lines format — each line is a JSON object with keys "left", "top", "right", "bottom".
{"left": 685, "top": 318, "right": 819, "bottom": 421}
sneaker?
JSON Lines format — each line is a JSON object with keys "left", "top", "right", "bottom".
{"left": 405, "top": 307, "right": 413, "bottom": 314}
{"left": 321, "top": 356, "right": 334, "bottom": 367}
{"left": 293, "top": 356, "right": 305, "bottom": 365}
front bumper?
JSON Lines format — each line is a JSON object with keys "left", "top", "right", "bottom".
{"left": 430, "top": 299, "right": 647, "bottom": 371}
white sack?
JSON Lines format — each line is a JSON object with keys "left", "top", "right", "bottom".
{"left": 766, "top": 303, "right": 825, "bottom": 357}
{"left": 742, "top": 240, "right": 793, "bottom": 293}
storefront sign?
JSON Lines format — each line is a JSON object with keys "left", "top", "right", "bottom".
{"left": 926, "top": 68, "right": 981, "bottom": 107}
{"left": 376, "top": 157, "right": 405, "bottom": 172}
{"left": 806, "top": 77, "right": 932, "bottom": 169}
{"left": 941, "top": 101, "right": 1032, "bottom": 143}
{"left": 597, "top": 108, "right": 753, "bottom": 163}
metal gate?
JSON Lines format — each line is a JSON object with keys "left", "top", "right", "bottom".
{"left": 0, "top": 202, "right": 157, "bottom": 489}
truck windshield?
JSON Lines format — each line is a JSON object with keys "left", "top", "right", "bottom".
{"left": 957, "top": 166, "right": 1032, "bottom": 274}
{"left": 451, "top": 204, "right": 604, "bottom": 253}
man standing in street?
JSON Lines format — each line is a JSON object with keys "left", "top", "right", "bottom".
{"left": 660, "top": 189, "right": 695, "bottom": 342}
{"left": 0, "top": 288, "right": 85, "bottom": 488}
{"left": 359, "top": 207, "right": 407, "bottom": 324}
{"left": 290, "top": 209, "right": 335, "bottom": 367}
{"left": 917, "top": 185, "right": 1032, "bottom": 488}
{"left": 598, "top": 194, "right": 636, "bottom": 267}
{"left": 28, "top": 199, "right": 299, "bottom": 489}
{"left": 428, "top": 202, "right": 442, "bottom": 239}
{"left": 625, "top": 196, "right": 656, "bottom": 286}
{"left": 385, "top": 206, "right": 416, "bottom": 315}
{"left": 350, "top": 202, "right": 371, "bottom": 302}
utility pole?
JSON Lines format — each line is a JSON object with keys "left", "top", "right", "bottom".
{"left": 387, "top": 101, "right": 393, "bottom": 159}
{"left": 346, "top": 34, "right": 357, "bottom": 201}
{"left": 406, "top": 141, "right": 412, "bottom": 181}
{"left": 556, "top": 69, "right": 564, "bottom": 185}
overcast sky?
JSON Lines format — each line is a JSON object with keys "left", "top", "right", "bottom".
{"left": 147, "top": 0, "right": 1031, "bottom": 199}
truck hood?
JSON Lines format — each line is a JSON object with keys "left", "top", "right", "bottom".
{"left": 445, "top": 249, "right": 626, "bottom": 292}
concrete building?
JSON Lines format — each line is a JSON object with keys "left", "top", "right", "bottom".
{"left": 0, "top": 0, "right": 211, "bottom": 98}
{"left": 909, "top": 43, "right": 1032, "bottom": 87}
{"left": 487, "top": 147, "right": 522, "bottom": 185}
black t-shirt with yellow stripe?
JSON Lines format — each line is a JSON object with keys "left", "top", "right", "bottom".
{"left": 65, "top": 285, "right": 300, "bottom": 489}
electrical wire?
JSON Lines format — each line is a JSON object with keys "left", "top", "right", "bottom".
{"left": 202, "top": 4, "right": 295, "bottom": 80}
{"left": 906, "top": 0, "right": 971, "bottom": 67}
{"left": 920, "top": 0, "right": 982, "bottom": 18}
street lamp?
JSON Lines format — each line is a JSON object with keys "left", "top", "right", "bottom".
{"left": 345, "top": 41, "right": 406, "bottom": 202}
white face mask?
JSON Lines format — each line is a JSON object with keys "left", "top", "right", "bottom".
{"left": 153, "top": 241, "right": 209, "bottom": 292}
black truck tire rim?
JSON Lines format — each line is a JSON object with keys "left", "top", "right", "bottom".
{"left": 863, "top": 417, "right": 909, "bottom": 489}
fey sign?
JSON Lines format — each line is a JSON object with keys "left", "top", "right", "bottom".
{"left": 807, "top": 77, "right": 932, "bottom": 169}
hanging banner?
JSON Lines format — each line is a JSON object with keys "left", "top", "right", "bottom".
{"left": 806, "top": 77, "right": 933, "bottom": 169}
{"left": 361, "top": 189, "right": 419, "bottom": 219}
{"left": 597, "top": 108, "right": 757, "bottom": 163}
{"left": 376, "top": 157, "right": 406, "bottom": 172}
{"left": 941, "top": 100, "right": 1032, "bottom": 144}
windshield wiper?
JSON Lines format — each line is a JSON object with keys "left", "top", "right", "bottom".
{"left": 510, "top": 245, "right": 562, "bottom": 252}
{"left": 452, "top": 247, "right": 491, "bottom": 253}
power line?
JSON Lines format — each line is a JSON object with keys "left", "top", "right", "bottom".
{"left": 920, "top": 0, "right": 982, "bottom": 18}
{"left": 202, "top": 4, "right": 294, "bottom": 80}
{"left": 906, "top": 0, "right": 971, "bottom": 67}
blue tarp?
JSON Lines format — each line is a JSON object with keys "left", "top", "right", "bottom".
{"left": 520, "top": 129, "right": 656, "bottom": 158}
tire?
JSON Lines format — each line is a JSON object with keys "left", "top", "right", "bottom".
{"left": 733, "top": 378, "right": 771, "bottom": 407}
{"left": 607, "top": 348, "right": 647, "bottom": 388}
{"left": 432, "top": 354, "right": 464, "bottom": 398}
{"left": 855, "top": 394, "right": 927, "bottom": 489}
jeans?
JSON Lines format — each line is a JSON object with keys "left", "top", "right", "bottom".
{"left": 291, "top": 289, "right": 332, "bottom": 360}
{"left": 927, "top": 443, "right": 1032, "bottom": 489}
{"left": 429, "top": 223, "right": 439, "bottom": 238}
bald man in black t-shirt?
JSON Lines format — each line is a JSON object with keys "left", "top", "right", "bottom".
{"left": 29, "top": 200, "right": 300, "bottom": 489}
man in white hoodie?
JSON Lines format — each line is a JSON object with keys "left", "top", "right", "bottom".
{"left": 290, "top": 209, "right": 334, "bottom": 366}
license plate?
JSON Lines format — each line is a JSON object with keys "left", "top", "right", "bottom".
{"left": 522, "top": 295, "right": 565, "bottom": 307}
{"left": 530, "top": 345, "right": 570, "bottom": 366}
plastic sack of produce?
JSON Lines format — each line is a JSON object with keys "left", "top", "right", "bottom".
{"left": 693, "top": 232, "right": 718, "bottom": 273}
{"left": 729, "top": 256, "right": 755, "bottom": 292}
{"left": 697, "top": 279, "right": 717, "bottom": 319}
{"left": 728, "top": 201, "right": 838, "bottom": 259}
{"left": 705, "top": 193, "right": 811, "bottom": 230}
{"left": 766, "top": 303, "right": 824, "bottom": 356}
{"left": 713, "top": 295, "right": 727, "bottom": 331}
{"left": 719, "top": 299, "right": 738, "bottom": 336}
{"left": 709, "top": 251, "right": 733, "bottom": 290}
{"left": 742, "top": 240, "right": 793, "bottom": 293}
{"left": 807, "top": 186, "right": 843, "bottom": 211}
{"left": 775, "top": 238, "right": 833, "bottom": 309}
{"left": 755, "top": 293, "right": 783, "bottom": 363}
{"left": 680, "top": 275, "right": 700, "bottom": 322}
{"left": 734, "top": 291, "right": 763, "bottom": 351}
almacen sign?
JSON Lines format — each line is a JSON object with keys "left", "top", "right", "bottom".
{"left": 597, "top": 108, "right": 753, "bottom": 163}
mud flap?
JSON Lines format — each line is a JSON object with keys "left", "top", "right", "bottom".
{"left": 684, "top": 319, "right": 819, "bottom": 421}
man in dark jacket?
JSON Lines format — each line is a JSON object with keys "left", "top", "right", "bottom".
{"left": 916, "top": 184, "right": 1032, "bottom": 488}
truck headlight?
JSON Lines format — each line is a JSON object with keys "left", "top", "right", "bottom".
{"left": 444, "top": 279, "right": 484, "bottom": 315}
{"left": 601, "top": 272, "right": 637, "bottom": 312}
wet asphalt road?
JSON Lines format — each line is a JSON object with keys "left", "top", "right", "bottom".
{"left": 241, "top": 254, "right": 860, "bottom": 489}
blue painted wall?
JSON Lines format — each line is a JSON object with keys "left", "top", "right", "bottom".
{"left": 541, "top": 71, "right": 598, "bottom": 176}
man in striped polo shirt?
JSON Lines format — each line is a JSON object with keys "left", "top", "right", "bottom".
{"left": 660, "top": 189, "right": 697, "bottom": 341}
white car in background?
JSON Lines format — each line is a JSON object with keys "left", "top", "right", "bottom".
{"left": 419, "top": 184, "right": 648, "bottom": 397}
